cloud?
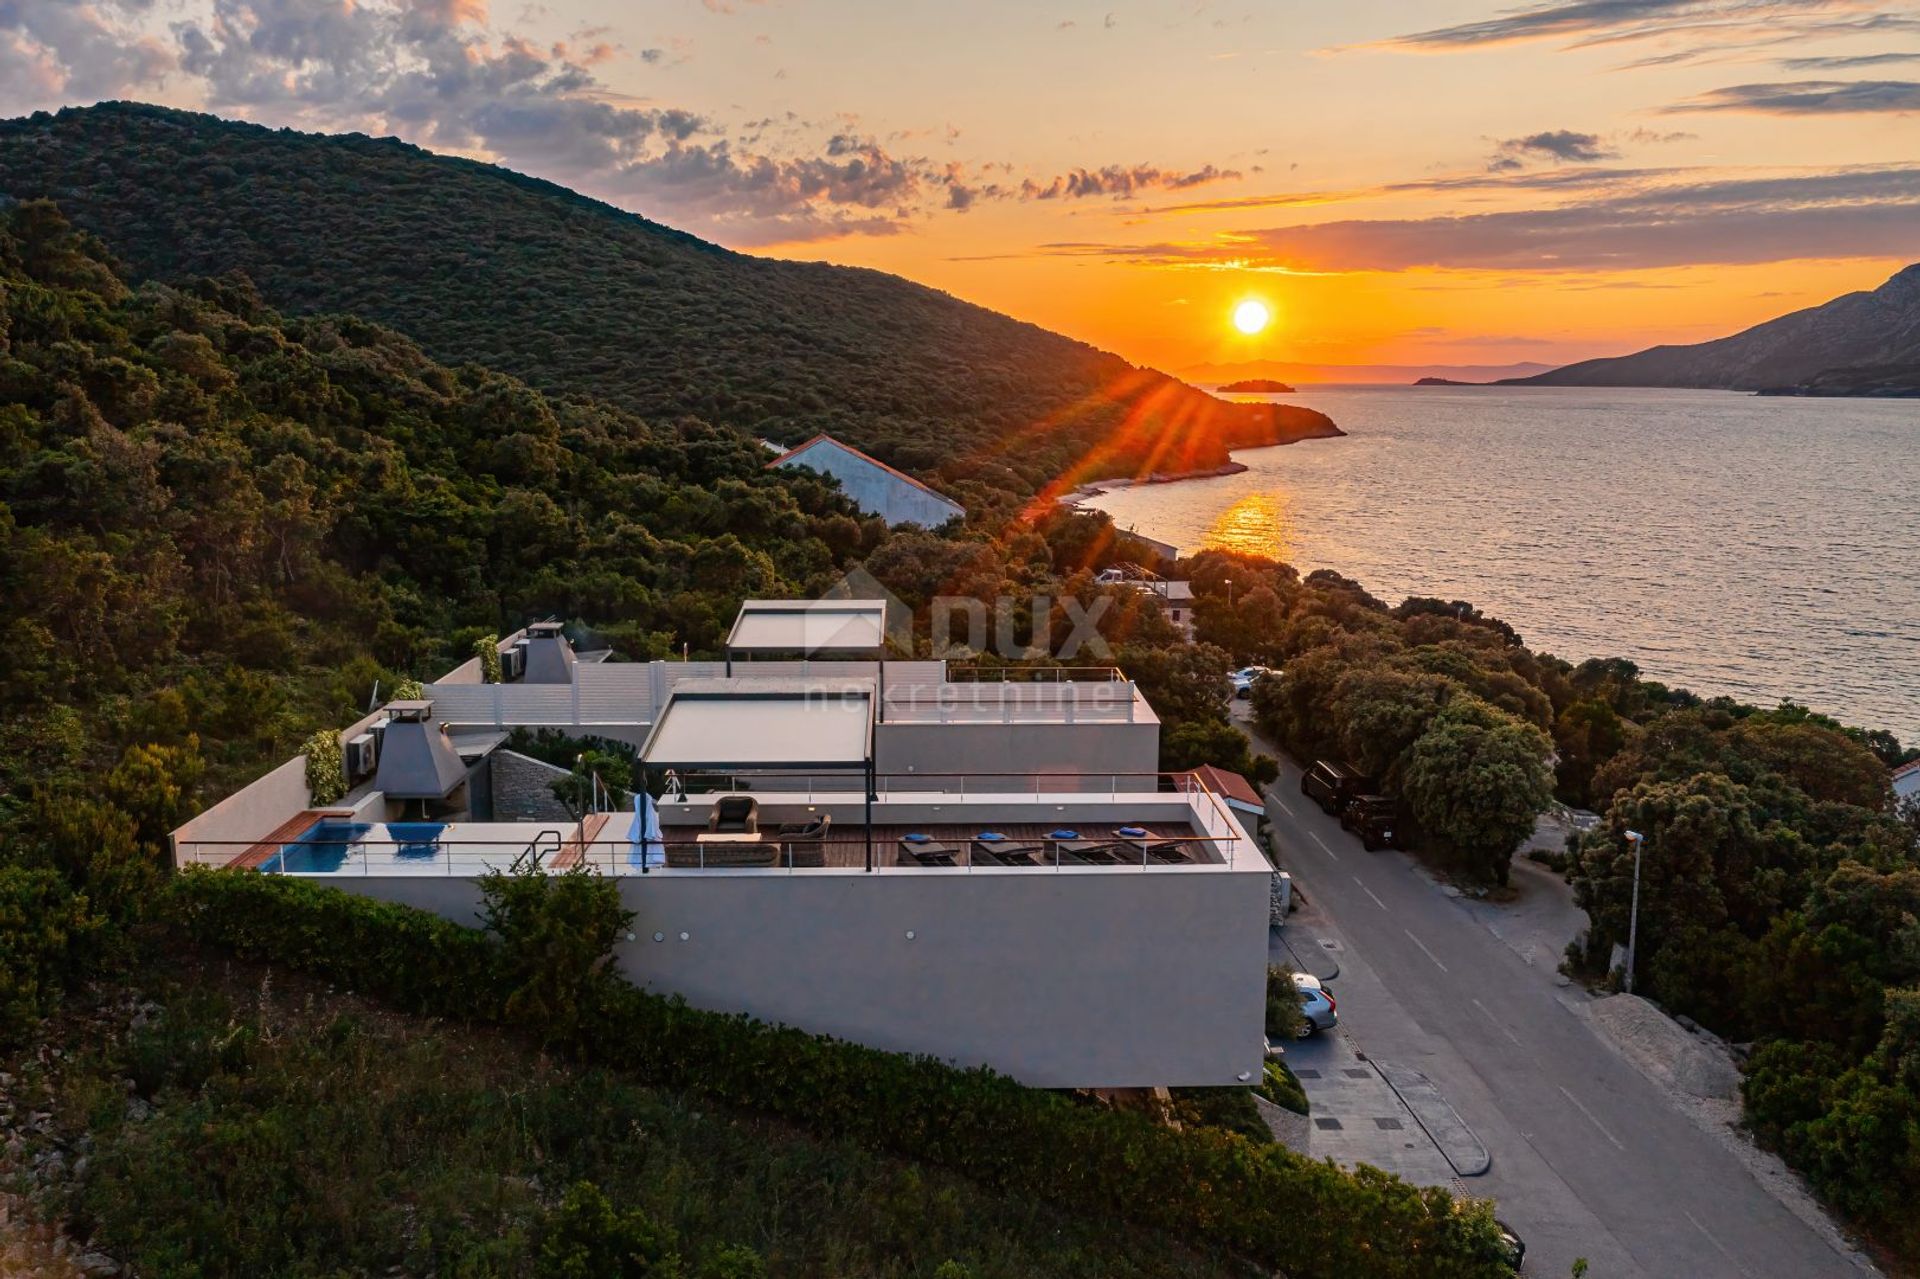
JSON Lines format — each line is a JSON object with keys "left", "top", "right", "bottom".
{"left": 1777, "top": 49, "right": 1920, "bottom": 68}
{"left": 1488, "top": 129, "right": 1617, "bottom": 171}
{"left": 1666, "top": 78, "right": 1920, "bottom": 112}
{"left": 1022, "top": 166, "right": 1920, "bottom": 272}
{"left": 1349, "top": 1, "right": 1920, "bottom": 60}
{"left": 1020, "top": 163, "right": 1241, "bottom": 200}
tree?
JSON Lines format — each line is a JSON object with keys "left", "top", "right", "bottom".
{"left": 1401, "top": 698, "right": 1552, "bottom": 884}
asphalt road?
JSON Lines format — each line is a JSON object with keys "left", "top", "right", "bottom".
{"left": 1260, "top": 749, "right": 1867, "bottom": 1279}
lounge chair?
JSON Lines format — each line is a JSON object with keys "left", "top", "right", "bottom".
{"left": 776, "top": 814, "right": 831, "bottom": 868}
{"left": 1112, "top": 827, "right": 1192, "bottom": 864}
{"left": 708, "top": 795, "right": 759, "bottom": 834}
{"left": 971, "top": 831, "right": 1042, "bottom": 867}
{"left": 897, "top": 833, "right": 957, "bottom": 867}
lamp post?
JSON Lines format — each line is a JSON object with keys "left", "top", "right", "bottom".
{"left": 1623, "top": 829, "right": 1645, "bottom": 995}
{"left": 1226, "top": 578, "right": 1236, "bottom": 608}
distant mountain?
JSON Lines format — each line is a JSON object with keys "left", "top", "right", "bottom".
{"left": 1507, "top": 265, "right": 1920, "bottom": 395}
{"left": 0, "top": 103, "right": 1338, "bottom": 513}
{"left": 1187, "top": 359, "right": 1558, "bottom": 385}
{"left": 1219, "top": 378, "right": 1295, "bottom": 393}
{"left": 1413, "top": 377, "right": 1476, "bottom": 386}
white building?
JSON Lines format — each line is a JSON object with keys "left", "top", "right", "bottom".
{"left": 172, "top": 601, "right": 1270, "bottom": 1089}
{"left": 1895, "top": 758, "right": 1920, "bottom": 805}
{"left": 767, "top": 434, "right": 965, "bottom": 528}
{"left": 1096, "top": 563, "right": 1196, "bottom": 642}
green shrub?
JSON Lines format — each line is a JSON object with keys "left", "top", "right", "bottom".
{"left": 303, "top": 728, "right": 346, "bottom": 805}
{"left": 167, "top": 870, "right": 1511, "bottom": 1279}
{"left": 1257, "top": 1059, "right": 1310, "bottom": 1116}
{"left": 476, "top": 634, "right": 503, "bottom": 684}
{"left": 479, "top": 865, "right": 634, "bottom": 1045}
{"left": 538, "top": 1181, "right": 683, "bottom": 1279}
{"left": 0, "top": 865, "right": 104, "bottom": 1046}
{"left": 1167, "top": 1087, "right": 1272, "bottom": 1143}
{"left": 1265, "top": 965, "right": 1305, "bottom": 1040}
{"left": 392, "top": 676, "right": 425, "bottom": 701}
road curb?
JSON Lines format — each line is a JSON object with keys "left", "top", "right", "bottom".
{"left": 1273, "top": 927, "right": 1340, "bottom": 981}
{"left": 1374, "top": 1062, "right": 1491, "bottom": 1177}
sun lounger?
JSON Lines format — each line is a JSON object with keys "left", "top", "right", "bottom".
{"left": 897, "top": 835, "right": 957, "bottom": 867}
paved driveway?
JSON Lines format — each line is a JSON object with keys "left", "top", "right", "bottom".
{"left": 1257, "top": 735, "right": 1870, "bottom": 1278}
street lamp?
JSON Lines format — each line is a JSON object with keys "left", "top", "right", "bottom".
{"left": 1623, "top": 829, "right": 1645, "bottom": 995}
{"left": 1226, "top": 578, "right": 1236, "bottom": 608}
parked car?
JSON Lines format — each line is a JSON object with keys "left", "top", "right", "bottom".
{"left": 1229, "top": 665, "right": 1278, "bottom": 699}
{"left": 1341, "top": 794, "right": 1404, "bottom": 851}
{"left": 1301, "top": 759, "right": 1373, "bottom": 816}
{"left": 1493, "top": 1219, "right": 1525, "bottom": 1273}
{"left": 1293, "top": 975, "right": 1337, "bottom": 1037}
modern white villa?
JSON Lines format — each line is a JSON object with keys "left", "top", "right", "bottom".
{"left": 171, "top": 600, "right": 1271, "bottom": 1089}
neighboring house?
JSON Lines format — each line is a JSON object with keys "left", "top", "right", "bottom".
{"left": 1895, "top": 759, "right": 1920, "bottom": 805}
{"left": 171, "top": 599, "right": 1264, "bottom": 1090}
{"left": 1097, "top": 563, "right": 1196, "bottom": 642}
{"left": 1185, "top": 765, "right": 1263, "bottom": 842}
{"left": 767, "top": 434, "right": 965, "bottom": 527}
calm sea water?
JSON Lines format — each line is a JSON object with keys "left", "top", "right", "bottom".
{"left": 1088, "top": 386, "right": 1920, "bottom": 743}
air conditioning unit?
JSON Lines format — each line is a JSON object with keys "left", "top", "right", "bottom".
{"left": 501, "top": 642, "right": 528, "bottom": 682}
{"left": 344, "top": 731, "right": 378, "bottom": 782}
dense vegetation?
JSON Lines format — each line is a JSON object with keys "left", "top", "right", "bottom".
{"left": 0, "top": 102, "right": 1339, "bottom": 520}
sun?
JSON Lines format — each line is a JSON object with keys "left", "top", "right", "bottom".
{"left": 1231, "top": 299, "right": 1271, "bottom": 335}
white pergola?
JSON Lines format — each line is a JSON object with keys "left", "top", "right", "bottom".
{"left": 638, "top": 680, "right": 879, "bottom": 869}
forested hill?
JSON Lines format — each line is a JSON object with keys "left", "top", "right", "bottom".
{"left": 1505, "top": 262, "right": 1920, "bottom": 395}
{"left": 0, "top": 103, "right": 1339, "bottom": 512}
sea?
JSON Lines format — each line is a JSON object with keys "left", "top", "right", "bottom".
{"left": 1086, "top": 385, "right": 1920, "bottom": 744}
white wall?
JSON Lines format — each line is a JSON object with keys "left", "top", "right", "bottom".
{"left": 306, "top": 866, "right": 1268, "bottom": 1089}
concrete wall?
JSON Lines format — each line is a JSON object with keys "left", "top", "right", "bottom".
{"left": 312, "top": 866, "right": 1267, "bottom": 1089}
{"left": 777, "top": 443, "right": 964, "bottom": 528}
{"left": 875, "top": 720, "right": 1160, "bottom": 786}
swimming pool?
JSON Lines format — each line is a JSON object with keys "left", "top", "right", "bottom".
{"left": 262, "top": 820, "right": 446, "bottom": 873}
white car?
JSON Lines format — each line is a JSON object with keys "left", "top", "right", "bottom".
{"left": 1291, "top": 972, "right": 1338, "bottom": 1036}
{"left": 1230, "top": 665, "right": 1278, "bottom": 699}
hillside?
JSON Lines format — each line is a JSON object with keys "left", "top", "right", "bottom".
{"left": 1507, "top": 264, "right": 1920, "bottom": 394}
{"left": 0, "top": 103, "right": 1339, "bottom": 513}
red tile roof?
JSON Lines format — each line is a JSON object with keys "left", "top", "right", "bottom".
{"left": 1188, "top": 764, "right": 1263, "bottom": 810}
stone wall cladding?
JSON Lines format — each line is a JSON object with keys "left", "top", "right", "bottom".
{"left": 489, "top": 749, "right": 575, "bottom": 823}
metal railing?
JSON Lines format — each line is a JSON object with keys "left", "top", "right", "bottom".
{"left": 942, "top": 665, "right": 1127, "bottom": 683}
{"left": 175, "top": 771, "right": 1251, "bottom": 877}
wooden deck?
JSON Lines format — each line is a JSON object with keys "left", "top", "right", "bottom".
{"left": 649, "top": 819, "right": 1221, "bottom": 870}
{"left": 225, "top": 809, "right": 359, "bottom": 870}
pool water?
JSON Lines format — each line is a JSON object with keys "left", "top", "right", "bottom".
{"left": 264, "top": 819, "right": 447, "bottom": 873}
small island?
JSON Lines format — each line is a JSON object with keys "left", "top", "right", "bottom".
{"left": 1414, "top": 376, "right": 1478, "bottom": 386}
{"left": 1219, "top": 378, "right": 1295, "bottom": 393}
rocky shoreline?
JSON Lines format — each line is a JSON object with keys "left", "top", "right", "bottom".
{"left": 1058, "top": 459, "right": 1251, "bottom": 505}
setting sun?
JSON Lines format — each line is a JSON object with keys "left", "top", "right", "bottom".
{"left": 1231, "top": 299, "right": 1271, "bottom": 336}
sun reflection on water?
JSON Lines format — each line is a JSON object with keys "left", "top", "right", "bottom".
{"left": 1204, "top": 492, "right": 1294, "bottom": 562}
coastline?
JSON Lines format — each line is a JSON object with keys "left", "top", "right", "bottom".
{"left": 1057, "top": 459, "right": 1250, "bottom": 505}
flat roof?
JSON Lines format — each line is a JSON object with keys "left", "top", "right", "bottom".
{"left": 642, "top": 682, "right": 875, "bottom": 768}
{"left": 727, "top": 599, "right": 889, "bottom": 655}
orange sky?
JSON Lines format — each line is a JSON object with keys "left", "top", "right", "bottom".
{"left": 9, "top": 0, "right": 1918, "bottom": 374}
